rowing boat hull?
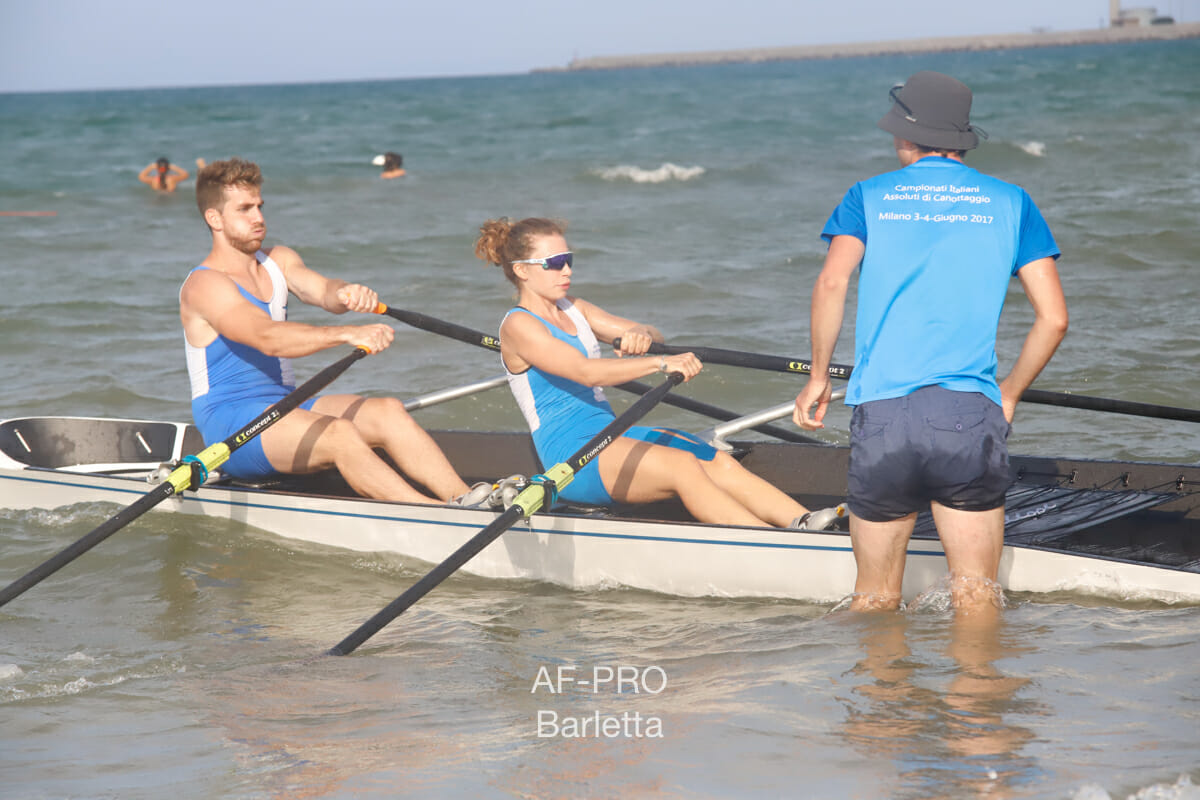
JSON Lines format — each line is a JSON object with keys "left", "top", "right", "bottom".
{"left": 2, "top": 417, "right": 1198, "bottom": 604}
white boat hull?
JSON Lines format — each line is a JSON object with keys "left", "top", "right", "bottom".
{"left": 4, "top": 460, "right": 1198, "bottom": 605}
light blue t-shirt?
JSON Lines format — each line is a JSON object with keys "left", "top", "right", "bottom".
{"left": 821, "top": 157, "right": 1060, "bottom": 407}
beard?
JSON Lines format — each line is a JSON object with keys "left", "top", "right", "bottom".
{"left": 226, "top": 229, "right": 266, "bottom": 254}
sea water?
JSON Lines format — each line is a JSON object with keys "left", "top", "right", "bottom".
{"left": 1, "top": 40, "right": 1198, "bottom": 798}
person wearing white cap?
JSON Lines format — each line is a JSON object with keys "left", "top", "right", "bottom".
{"left": 373, "top": 151, "right": 405, "bottom": 179}
{"left": 793, "top": 71, "right": 1069, "bottom": 613}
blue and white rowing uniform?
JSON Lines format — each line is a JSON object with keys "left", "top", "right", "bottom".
{"left": 182, "top": 250, "right": 319, "bottom": 479}
{"left": 503, "top": 299, "right": 715, "bottom": 506}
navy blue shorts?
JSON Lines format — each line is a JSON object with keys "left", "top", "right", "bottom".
{"left": 847, "top": 386, "right": 1011, "bottom": 522}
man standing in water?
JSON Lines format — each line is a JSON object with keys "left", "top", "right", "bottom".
{"left": 793, "top": 71, "right": 1068, "bottom": 611}
{"left": 180, "top": 157, "right": 484, "bottom": 504}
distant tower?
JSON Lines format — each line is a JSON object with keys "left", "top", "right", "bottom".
{"left": 1110, "top": 2, "right": 1163, "bottom": 26}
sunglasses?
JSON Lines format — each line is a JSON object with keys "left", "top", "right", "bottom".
{"left": 512, "top": 251, "right": 573, "bottom": 271}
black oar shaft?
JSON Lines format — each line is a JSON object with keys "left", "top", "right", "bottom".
{"left": 377, "top": 304, "right": 499, "bottom": 352}
{"left": 329, "top": 372, "right": 685, "bottom": 656}
{"left": 222, "top": 348, "right": 369, "bottom": 446}
{"left": 623, "top": 339, "right": 1200, "bottom": 425}
{"left": 1021, "top": 389, "right": 1200, "bottom": 423}
{"left": 381, "top": 305, "right": 1200, "bottom": 424}
{"left": 0, "top": 348, "right": 368, "bottom": 610}
{"left": 615, "top": 337, "right": 854, "bottom": 380}
{"left": 376, "top": 304, "right": 820, "bottom": 442}
{"left": 0, "top": 483, "right": 174, "bottom": 607}
{"left": 617, "top": 380, "right": 817, "bottom": 444}
{"left": 328, "top": 506, "right": 522, "bottom": 656}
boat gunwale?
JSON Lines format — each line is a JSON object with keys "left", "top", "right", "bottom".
{"left": 3, "top": 456, "right": 1198, "bottom": 577}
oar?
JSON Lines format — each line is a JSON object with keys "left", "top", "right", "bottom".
{"left": 0, "top": 347, "right": 370, "bottom": 609}
{"left": 375, "top": 303, "right": 500, "bottom": 352}
{"left": 1018, "top": 389, "right": 1200, "bottom": 423}
{"left": 373, "top": 303, "right": 818, "bottom": 443}
{"left": 618, "top": 339, "right": 1200, "bottom": 424}
{"left": 617, "top": 379, "right": 816, "bottom": 443}
{"left": 328, "top": 371, "right": 686, "bottom": 656}
{"left": 375, "top": 304, "right": 1200, "bottom": 425}
{"left": 612, "top": 336, "right": 853, "bottom": 379}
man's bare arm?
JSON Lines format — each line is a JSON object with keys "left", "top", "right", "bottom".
{"left": 794, "top": 235, "right": 862, "bottom": 430}
{"left": 181, "top": 268, "right": 393, "bottom": 358}
{"left": 999, "top": 257, "right": 1069, "bottom": 421}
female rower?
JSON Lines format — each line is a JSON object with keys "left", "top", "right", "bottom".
{"left": 476, "top": 216, "right": 836, "bottom": 529}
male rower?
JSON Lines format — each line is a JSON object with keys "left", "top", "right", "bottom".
{"left": 794, "top": 71, "right": 1068, "bottom": 612}
{"left": 180, "top": 157, "right": 489, "bottom": 505}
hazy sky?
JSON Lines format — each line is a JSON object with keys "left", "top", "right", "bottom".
{"left": 2, "top": 0, "right": 1197, "bottom": 92}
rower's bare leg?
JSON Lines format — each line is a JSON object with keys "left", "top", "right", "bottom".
{"left": 314, "top": 395, "right": 470, "bottom": 501}
{"left": 699, "top": 452, "right": 808, "bottom": 527}
{"left": 929, "top": 502, "right": 1005, "bottom": 613}
{"left": 260, "top": 407, "right": 441, "bottom": 504}
{"left": 848, "top": 512, "right": 916, "bottom": 611}
{"left": 599, "top": 439, "right": 770, "bottom": 527}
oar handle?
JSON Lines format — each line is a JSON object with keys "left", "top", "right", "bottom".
{"left": 0, "top": 347, "right": 370, "bottom": 610}
{"left": 328, "top": 372, "right": 684, "bottom": 656}
{"left": 612, "top": 338, "right": 853, "bottom": 380}
{"left": 375, "top": 302, "right": 501, "bottom": 352}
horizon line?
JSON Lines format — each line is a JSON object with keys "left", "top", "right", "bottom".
{"left": 4, "top": 21, "right": 1198, "bottom": 96}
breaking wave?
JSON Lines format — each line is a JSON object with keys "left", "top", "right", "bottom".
{"left": 592, "top": 163, "right": 706, "bottom": 183}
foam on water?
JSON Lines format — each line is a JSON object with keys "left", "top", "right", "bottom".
{"left": 591, "top": 162, "right": 705, "bottom": 182}
{"left": 0, "top": 657, "right": 185, "bottom": 703}
{"left": 1074, "top": 775, "right": 1200, "bottom": 800}
{"left": 1016, "top": 140, "right": 1046, "bottom": 157}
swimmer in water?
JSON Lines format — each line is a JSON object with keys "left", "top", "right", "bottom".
{"left": 138, "top": 157, "right": 191, "bottom": 193}
{"left": 377, "top": 152, "right": 405, "bottom": 179}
